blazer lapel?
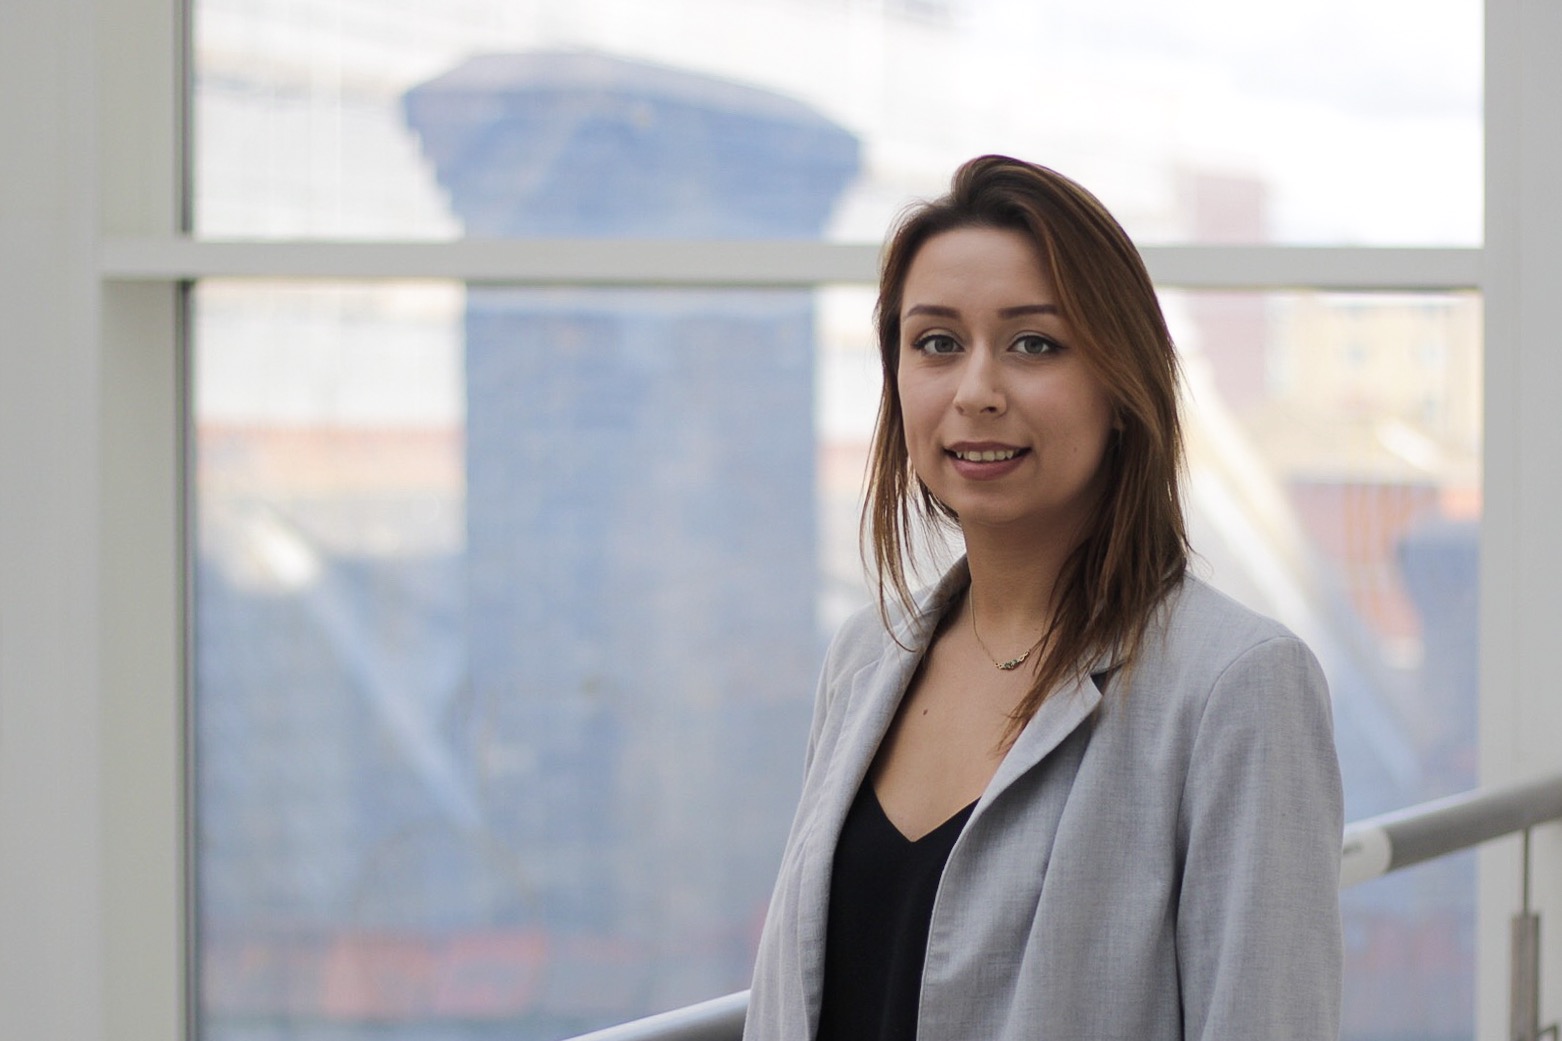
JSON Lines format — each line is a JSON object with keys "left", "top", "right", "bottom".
{"left": 974, "top": 666, "right": 1103, "bottom": 816}
{"left": 794, "top": 568, "right": 966, "bottom": 1034}
{"left": 816, "top": 561, "right": 975, "bottom": 817}
{"left": 796, "top": 599, "right": 937, "bottom": 908}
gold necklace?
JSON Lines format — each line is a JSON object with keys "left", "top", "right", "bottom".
{"left": 969, "top": 600, "right": 1047, "bottom": 671}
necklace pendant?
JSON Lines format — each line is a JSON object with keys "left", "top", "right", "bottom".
{"left": 970, "top": 600, "right": 1043, "bottom": 672}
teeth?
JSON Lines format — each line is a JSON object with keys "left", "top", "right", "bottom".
{"left": 957, "top": 449, "right": 1018, "bottom": 462}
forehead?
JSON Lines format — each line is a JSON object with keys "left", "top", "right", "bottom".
{"left": 901, "top": 226, "right": 1055, "bottom": 313}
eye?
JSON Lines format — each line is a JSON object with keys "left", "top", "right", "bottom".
{"left": 1011, "top": 333, "right": 1062, "bottom": 356}
{"left": 911, "top": 332, "right": 961, "bottom": 356}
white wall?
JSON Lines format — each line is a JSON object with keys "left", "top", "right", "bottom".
{"left": 0, "top": 1, "right": 183, "bottom": 1039}
{"left": 1480, "top": 2, "right": 1562, "bottom": 1037}
{"left": 0, "top": 0, "right": 107, "bottom": 1034}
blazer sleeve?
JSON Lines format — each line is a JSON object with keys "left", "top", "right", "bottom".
{"left": 1175, "top": 634, "right": 1344, "bottom": 1041}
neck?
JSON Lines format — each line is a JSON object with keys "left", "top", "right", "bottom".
{"left": 960, "top": 523, "right": 1077, "bottom": 649}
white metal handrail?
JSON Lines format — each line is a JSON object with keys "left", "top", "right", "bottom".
{"left": 1340, "top": 773, "right": 1562, "bottom": 886}
{"left": 565, "top": 772, "right": 1562, "bottom": 1041}
{"left": 568, "top": 991, "right": 749, "bottom": 1041}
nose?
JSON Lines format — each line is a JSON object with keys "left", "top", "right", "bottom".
{"left": 953, "top": 348, "right": 1005, "bottom": 415}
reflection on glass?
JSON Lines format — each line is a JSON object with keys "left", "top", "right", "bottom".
{"left": 194, "top": 0, "right": 1481, "bottom": 245}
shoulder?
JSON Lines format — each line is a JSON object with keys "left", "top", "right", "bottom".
{"left": 822, "top": 561, "right": 970, "bottom": 682}
{"left": 1142, "top": 573, "right": 1317, "bottom": 679}
{"left": 1157, "top": 573, "right": 1298, "bottom": 651}
{"left": 820, "top": 599, "right": 897, "bottom": 681}
{"left": 1120, "top": 573, "right": 1331, "bottom": 731}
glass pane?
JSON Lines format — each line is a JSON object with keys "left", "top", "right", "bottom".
{"left": 194, "top": 280, "right": 853, "bottom": 1040}
{"left": 196, "top": 279, "right": 1479, "bottom": 1041}
{"left": 194, "top": 0, "right": 1481, "bottom": 246}
{"left": 1170, "top": 289, "right": 1481, "bottom": 1041}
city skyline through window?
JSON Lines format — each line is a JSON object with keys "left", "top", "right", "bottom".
{"left": 191, "top": 4, "right": 1484, "bottom": 1039}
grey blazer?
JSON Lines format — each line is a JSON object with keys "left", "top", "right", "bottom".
{"left": 745, "top": 563, "right": 1343, "bottom": 1041}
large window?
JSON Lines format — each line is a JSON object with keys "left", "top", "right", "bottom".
{"left": 185, "top": 3, "right": 1484, "bottom": 1040}
{"left": 194, "top": 0, "right": 1481, "bottom": 246}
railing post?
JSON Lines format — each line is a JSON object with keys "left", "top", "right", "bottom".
{"left": 1511, "top": 828, "right": 1558, "bottom": 1041}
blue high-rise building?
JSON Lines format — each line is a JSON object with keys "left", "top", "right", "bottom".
{"left": 404, "top": 51, "right": 860, "bottom": 1020}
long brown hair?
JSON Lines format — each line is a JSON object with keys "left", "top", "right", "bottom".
{"left": 863, "top": 155, "right": 1187, "bottom": 735}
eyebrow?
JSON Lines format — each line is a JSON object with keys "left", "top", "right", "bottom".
{"left": 904, "top": 303, "right": 1060, "bottom": 319}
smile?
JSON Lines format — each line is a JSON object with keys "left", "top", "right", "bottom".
{"left": 951, "top": 448, "right": 1023, "bottom": 462}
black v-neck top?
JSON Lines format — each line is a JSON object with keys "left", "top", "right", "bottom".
{"left": 814, "top": 782, "right": 976, "bottom": 1041}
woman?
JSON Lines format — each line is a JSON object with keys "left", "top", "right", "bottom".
{"left": 745, "top": 156, "right": 1343, "bottom": 1041}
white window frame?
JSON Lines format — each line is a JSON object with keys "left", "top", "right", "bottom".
{"left": 2, "top": 1, "right": 1558, "bottom": 1039}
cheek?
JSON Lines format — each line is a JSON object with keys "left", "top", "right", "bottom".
{"left": 1064, "top": 379, "right": 1117, "bottom": 448}
{"left": 895, "top": 375, "right": 935, "bottom": 440}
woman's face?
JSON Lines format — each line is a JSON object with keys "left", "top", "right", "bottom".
{"left": 896, "top": 225, "right": 1118, "bottom": 540}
